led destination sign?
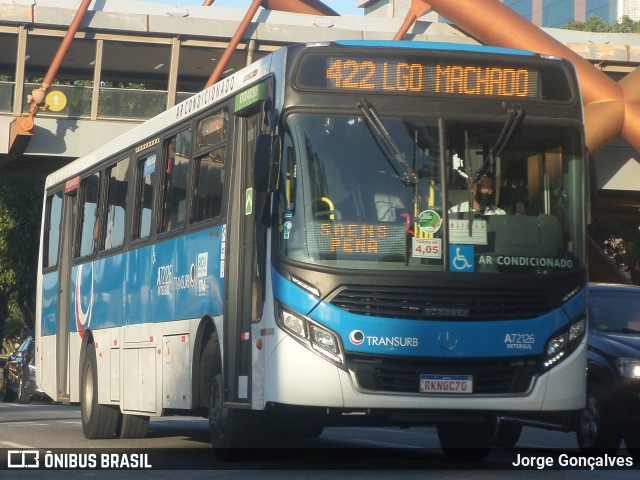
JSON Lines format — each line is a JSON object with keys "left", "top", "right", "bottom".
{"left": 324, "top": 57, "right": 539, "bottom": 98}
{"left": 306, "top": 221, "right": 406, "bottom": 258}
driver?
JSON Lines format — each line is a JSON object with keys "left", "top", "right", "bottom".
{"left": 450, "top": 174, "right": 505, "bottom": 216}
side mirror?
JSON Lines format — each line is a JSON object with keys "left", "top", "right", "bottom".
{"left": 254, "top": 134, "right": 272, "bottom": 192}
{"left": 254, "top": 134, "right": 281, "bottom": 193}
{"left": 588, "top": 153, "right": 598, "bottom": 202}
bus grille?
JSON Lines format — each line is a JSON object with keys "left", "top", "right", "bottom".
{"left": 346, "top": 354, "right": 539, "bottom": 395}
{"left": 329, "top": 286, "right": 554, "bottom": 320}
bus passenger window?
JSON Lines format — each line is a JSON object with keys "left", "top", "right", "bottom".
{"left": 160, "top": 130, "right": 191, "bottom": 233}
{"left": 78, "top": 172, "right": 101, "bottom": 257}
{"left": 192, "top": 147, "right": 225, "bottom": 223}
{"left": 104, "top": 157, "right": 129, "bottom": 250}
{"left": 43, "top": 191, "right": 63, "bottom": 269}
{"left": 133, "top": 153, "right": 156, "bottom": 241}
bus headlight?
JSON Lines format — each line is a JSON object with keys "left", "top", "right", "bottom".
{"left": 282, "top": 310, "right": 306, "bottom": 338}
{"left": 310, "top": 324, "right": 340, "bottom": 357}
{"left": 276, "top": 303, "right": 345, "bottom": 368}
{"left": 544, "top": 317, "right": 586, "bottom": 370}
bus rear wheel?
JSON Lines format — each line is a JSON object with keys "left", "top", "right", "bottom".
{"left": 81, "top": 342, "right": 119, "bottom": 439}
{"left": 119, "top": 414, "right": 150, "bottom": 439}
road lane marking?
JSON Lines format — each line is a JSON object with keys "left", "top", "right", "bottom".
{"left": 0, "top": 422, "right": 49, "bottom": 426}
{"left": 0, "top": 441, "right": 35, "bottom": 449}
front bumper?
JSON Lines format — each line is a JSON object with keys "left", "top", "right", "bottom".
{"left": 264, "top": 334, "right": 586, "bottom": 412}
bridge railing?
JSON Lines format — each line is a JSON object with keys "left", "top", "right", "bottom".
{"left": 0, "top": 81, "right": 13, "bottom": 113}
{"left": 97, "top": 87, "right": 166, "bottom": 120}
{"left": 22, "top": 83, "right": 93, "bottom": 117}
{"left": 2, "top": 81, "right": 196, "bottom": 120}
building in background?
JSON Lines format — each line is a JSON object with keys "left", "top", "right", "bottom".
{"left": 356, "top": 0, "right": 439, "bottom": 21}
{"left": 628, "top": 0, "right": 640, "bottom": 20}
{"left": 356, "top": 0, "right": 640, "bottom": 26}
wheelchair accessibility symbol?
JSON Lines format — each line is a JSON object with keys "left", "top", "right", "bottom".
{"left": 450, "top": 245, "right": 474, "bottom": 272}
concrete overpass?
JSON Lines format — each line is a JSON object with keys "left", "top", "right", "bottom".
{"left": 0, "top": 0, "right": 639, "bottom": 220}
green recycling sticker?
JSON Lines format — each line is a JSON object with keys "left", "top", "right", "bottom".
{"left": 417, "top": 209, "right": 442, "bottom": 234}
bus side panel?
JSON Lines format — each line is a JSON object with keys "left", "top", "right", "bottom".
{"left": 66, "top": 227, "right": 226, "bottom": 409}
{"left": 39, "top": 271, "right": 59, "bottom": 399}
{"left": 178, "top": 227, "right": 226, "bottom": 320}
{"left": 149, "top": 227, "right": 225, "bottom": 324}
{"left": 70, "top": 257, "right": 127, "bottom": 336}
{"left": 92, "top": 255, "right": 127, "bottom": 330}
{"left": 125, "top": 247, "right": 154, "bottom": 338}
{"left": 151, "top": 239, "right": 176, "bottom": 323}
{"left": 125, "top": 227, "right": 225, "bottom": 411}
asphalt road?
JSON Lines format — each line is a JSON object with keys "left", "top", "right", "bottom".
{"left": 0, "top": 398, "right": 638, "bottom": 479}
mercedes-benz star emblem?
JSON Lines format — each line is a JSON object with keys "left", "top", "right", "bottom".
{"left": 438, "top": 331, "right": 458, "bottom": 350}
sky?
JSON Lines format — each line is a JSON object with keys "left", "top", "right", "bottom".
{"left": 151, "top": 0, "right": 363, "bottom": 16}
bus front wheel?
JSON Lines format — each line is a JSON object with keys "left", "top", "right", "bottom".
{"left": 81, "top": 342, "right": 119, "bottom": 439}
{"left": 576, "top": 383, "right": 622, "bottom": 453}
{"left": 207, "top": 334, "right": 258, "bottom": 461}
{"left": 437, "top": 417, "right": 496, "bottom": 462}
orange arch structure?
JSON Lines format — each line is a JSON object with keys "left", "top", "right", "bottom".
{"left": 203, "top": 0, "right": 337, "bottom": 15}
{"left": 256, "top": 0, "right": 640, "bottom": 154}
{"left": 396, "top": 0, "right": 640, "bottom": 154}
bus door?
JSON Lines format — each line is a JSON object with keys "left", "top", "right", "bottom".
{"left": 56, "top": 179, "right": 79, "bottom": 401}
{"left": 223, "top": 99, "right": 268, "bottom": 407}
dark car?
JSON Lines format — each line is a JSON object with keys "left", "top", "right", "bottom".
{"left": 2, "top": 336, "right": 43, "bottom": 404}
{"left": 497, "top": 283, "right": 640, "bottom": 460}
{"left": 0, "top": 354, "right": 7, "bottom": 393}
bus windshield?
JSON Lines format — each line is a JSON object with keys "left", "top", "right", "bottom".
{"left": 278, "top": 112, "right": 585, "bottom": 274}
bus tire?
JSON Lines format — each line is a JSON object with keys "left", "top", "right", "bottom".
{"left": 81, "top": 342, "right": 119, "bottom": 439}
{"left": 624, "top": 436, "right": 640, "bottom": 463}
{"left": 493, "top": 419, "right": 522, "bottom": 448}
{"left": 119, "top": 414, "right": 150, "bottom": 439}
{"left": 207, "top": 333, "right": 257, "bottom": 461}
{"left": 437, "top": 417, "right": 496, "bottom": 462}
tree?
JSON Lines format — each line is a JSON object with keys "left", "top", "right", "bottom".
{"left": 612, "top": 15, "right": 640, "bottom": 33}
{"left": 563, "top": 14, "right": 640, "bottom": 33}
{"left": 2, "top": 296, "right": 26, "bottom": 353}
{"left": 0, "top": 180, "right": 43, "bottom": 349}
{"left": 589, "top": 219, "right": 640, "bottom": 284}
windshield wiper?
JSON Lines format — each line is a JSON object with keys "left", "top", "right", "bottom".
{"left": 357, "top": 98, "right": 418, "bottom": 186}
{"left": 474, "top": 104, "right": 524, "bottom": 182}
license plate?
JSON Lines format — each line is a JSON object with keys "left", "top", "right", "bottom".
{"left": 419, "top": 374, "right": 473, "bottom": 394}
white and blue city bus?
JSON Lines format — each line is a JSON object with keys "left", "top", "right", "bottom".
{"left": 36, "top": 40, "right": 588, "bottom": 460}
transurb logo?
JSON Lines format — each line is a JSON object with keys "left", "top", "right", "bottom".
{"left": 349, "top": 330, "right": 365, "bottom": 345}
{"left": 75, "top": 263, "right": 94, "bottom": 338}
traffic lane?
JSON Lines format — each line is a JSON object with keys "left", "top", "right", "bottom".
{"left": 0, "top": 401, "right": 638, "bottom": 476}
{"left": 2, "top": 471, "right": 626, "bottom": 480}
{"left": 0, "top": 399, "right": 211, "bottom": 449}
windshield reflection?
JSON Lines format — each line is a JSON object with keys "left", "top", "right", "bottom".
{"left": 277, "top": 113, "right": 584, "bottom": 274}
